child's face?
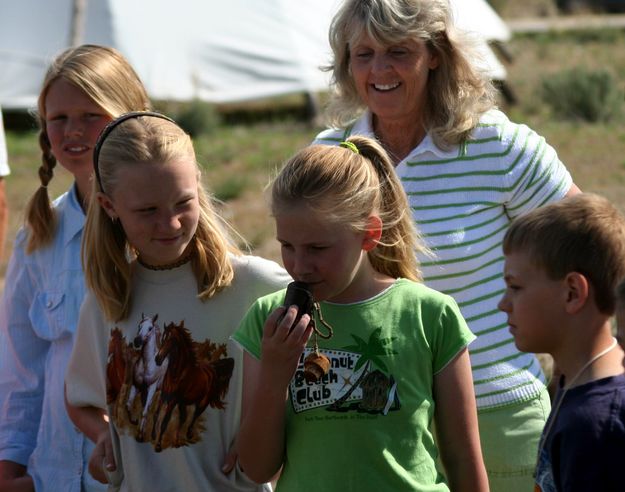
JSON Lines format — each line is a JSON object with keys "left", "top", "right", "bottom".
{"left": 616, "top": 307, "right": 625, "bottom": 368}
{"left": 99, "top": 157, "right": 200, "bottom": 267}
{"left": 45, "top": 78, "right": 112, "bottom": 197}
{"left": 275, "top": 205, "right": 371, "bottom": 303}
{"left": 498, "top": 251, "right": 565, "bottom": 354}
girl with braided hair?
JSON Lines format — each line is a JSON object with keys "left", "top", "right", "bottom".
{"left": 0, "top": 45, "right": 150, "bottom": 492}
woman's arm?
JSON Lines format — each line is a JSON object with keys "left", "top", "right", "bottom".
{"left": 433, "top": 348, "right": 489, "bottom": 492}
{"left": 237, "top": 306, "right": 312, "bottom": 483}
{"left": 565, "top": 183, "right": 582, "bottom": 197}
{"left": 64, "top": 388, "right": 115, "bottom": 483}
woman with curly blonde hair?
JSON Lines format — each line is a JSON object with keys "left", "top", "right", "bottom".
{"left": 314, "top": 1, "right": 581, "bottom": 490}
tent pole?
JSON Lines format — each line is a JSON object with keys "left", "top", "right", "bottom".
{"left": 69, "top": 0, "right": 86, "bottom": 47}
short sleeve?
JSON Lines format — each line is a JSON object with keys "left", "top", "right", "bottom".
{"left": 65, "top": 292, "right": 109, "bottom": 409}
{"left": 503, "top": 121, "right": 572, "bottom": 218}
{"left": 428, "top": 295, "right": 475, "bottom": 375}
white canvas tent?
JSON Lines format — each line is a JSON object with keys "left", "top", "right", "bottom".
{"left": 451, "top": 0, "right": 511, "bottom": 81}
{"left": 0, "top": 0, "right": 511, "bottom": 110}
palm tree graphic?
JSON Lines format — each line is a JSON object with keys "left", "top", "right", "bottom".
{"left": 328, "top": 328, "right": 397, "bottom": 411}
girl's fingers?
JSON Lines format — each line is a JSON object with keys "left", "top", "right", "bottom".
{"left": 263, "top": 307, "right": 287, "bottom": 338}
{"left": 268, "top": 306, "right": 301, "bottom": 341}
{"left": 88, "top": 443, "right": 108, "bottom": 483}
{"left": 288, "top": 314, "right": 313, "bottom": 344}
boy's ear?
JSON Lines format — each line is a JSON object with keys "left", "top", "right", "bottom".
{"left": 96, "top": 192, "right": 118, "bottom": 220}
{"left": 362, "top": 215, "right": 383, "bottom": 252}
{"left": 563, "top": 272, "right": 590, "bottom": 314}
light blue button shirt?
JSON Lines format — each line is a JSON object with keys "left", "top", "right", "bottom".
{"left": 0, "top": 185, "right": 104, "bottom": 492}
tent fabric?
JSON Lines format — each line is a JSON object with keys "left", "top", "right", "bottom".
{"left": 452, "top": 0, "right": 511, "bottom": 42}
{"left": 0, "top": 0, "right": 114, "bottom": 109}
{"left": 0, "top": 0, "right": 510, "bottom": 110}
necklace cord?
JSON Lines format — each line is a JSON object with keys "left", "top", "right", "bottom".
{"left": 312, "top": 302, "right": 333, "bottom": 339}
{"left": 137, "top": 251, "right": 192, "bottom": 271}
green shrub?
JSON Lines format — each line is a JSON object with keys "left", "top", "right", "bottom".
{"left": 174, "top": 100, "right": 220, "bottom": 137}
{"left": 212, "top": 176, "right": 249, "bottom": 202}
{"left": 540, "top": 68, "right": 623, "bottom": 123}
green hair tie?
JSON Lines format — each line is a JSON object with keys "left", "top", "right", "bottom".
{"left": 339, "top": 141, "right": 359, "bottom": 154}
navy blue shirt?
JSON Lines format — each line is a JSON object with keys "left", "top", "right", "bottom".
{"left": 535, "top": 373, "right": 625, "bottom": 491}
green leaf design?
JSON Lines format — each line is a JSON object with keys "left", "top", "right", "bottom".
{"left": 342, "top": 327, "right": 396, "bottom": 374}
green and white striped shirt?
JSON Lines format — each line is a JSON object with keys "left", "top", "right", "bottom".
{"left": 314, "top": 109, "right": 573, "bottom": 409}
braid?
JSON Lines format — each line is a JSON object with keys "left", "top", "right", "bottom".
{"left": 25, "top": 130, "right": 58, "bottom": 253}
{"left": 37, "top": 131, "right": 56, "bottom": 186}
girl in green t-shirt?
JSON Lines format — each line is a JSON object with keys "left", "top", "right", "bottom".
{"left": 234, "top": 136, "right": 488, "bottom": 492}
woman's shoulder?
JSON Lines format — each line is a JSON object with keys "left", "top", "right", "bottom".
{"left": 473, "top": 109, "right": 540, "bottom": 143}
{"left": 465, "top": 109, "right": 548, "bottom": 164}
{"left": 471, "top": 109, "right": 511, "bottom": 138}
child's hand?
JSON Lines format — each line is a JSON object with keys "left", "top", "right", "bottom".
{"left": 259, "top": 306, "right": 313, "bottom": 390}
{"left": 0, "top": 461, "right": 34, "bottom": 492}
{"left": 88, "top": 430, "right": 116, "bottom": 484}
{"left": 222, "top": 438, "right": 238, "bottom": 475}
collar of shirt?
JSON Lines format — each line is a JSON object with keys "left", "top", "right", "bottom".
{"left": 56, "top": 183, "right": 86, "bottom": 249}
{"left": 350, "top": 110, "right": 461, "bottom": 162}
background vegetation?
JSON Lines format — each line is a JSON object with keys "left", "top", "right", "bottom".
{"left": 2, "top": 1, "right": 625, "bottom": 288}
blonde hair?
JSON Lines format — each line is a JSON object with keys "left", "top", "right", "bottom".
{"left": 503, "top": 193, "right": 625, "bottom": 315}
{"left": 26, "top": 44, "right": 151, "bottom": 253}
{"left": 324, "top": 0, "right": 496, "bottom": 149}
{"left": 271, "top": 136, "right": 426, "bottom": 281}
{"left": 83, "top": 115, "right": 240, "bottom": 321}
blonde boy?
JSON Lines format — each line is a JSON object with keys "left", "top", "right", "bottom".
{"left": 498, "top": 193, "right": 625, "bottom": 492}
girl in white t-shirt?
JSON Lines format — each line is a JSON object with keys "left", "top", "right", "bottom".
{"left": 65, "top": 112, "right": 289, "bottom": 491}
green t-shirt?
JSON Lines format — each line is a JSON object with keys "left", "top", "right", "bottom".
{"left": 233, "top": 278, "right": 474, "bottom": 492}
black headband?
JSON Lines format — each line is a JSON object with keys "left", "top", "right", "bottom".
{"left": 93, "top": 111, "right": 176, "bottom": 192}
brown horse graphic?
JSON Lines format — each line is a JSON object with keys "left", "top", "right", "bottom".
{"left": 153, "top": 320, "right": 234, "bottom": 452}
{"left": 106, "top": 328, "right": 128, "bottom": 405}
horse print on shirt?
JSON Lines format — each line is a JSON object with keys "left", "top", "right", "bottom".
{"left": 106, "top": 314, "right": 234, "bottom": 451}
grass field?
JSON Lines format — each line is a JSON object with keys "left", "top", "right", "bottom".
{"left": 2, "top": 19, "right": 625, "bottom": 288}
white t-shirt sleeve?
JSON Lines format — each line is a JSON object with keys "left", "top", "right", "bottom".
{"left": 65, "top": 292, "right": 109, "bottom": 409}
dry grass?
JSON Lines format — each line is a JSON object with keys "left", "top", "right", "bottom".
{"left": 503, "top": 29, "right": 625, "bottom": 208}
